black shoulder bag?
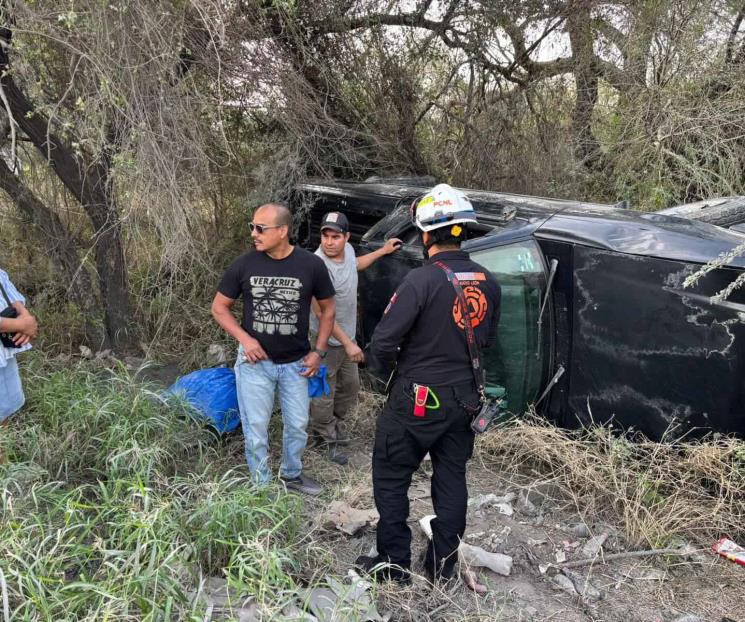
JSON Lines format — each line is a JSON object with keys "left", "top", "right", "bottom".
{"left": 0, "top": 279, "right": 19, "bottom": 348}
{"left": 434, "top": 260, "right": 500, "bottom": 434}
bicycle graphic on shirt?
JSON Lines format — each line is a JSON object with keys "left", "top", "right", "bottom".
{"left": 250, "top": 276, "right": 301, "bottom": 335}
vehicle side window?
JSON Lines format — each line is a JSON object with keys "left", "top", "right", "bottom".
{"left": 471, "top": 241, "right": 548, "bottom": 414}
{"left": 401, "top": 226, "right": 423, "bottom": 247}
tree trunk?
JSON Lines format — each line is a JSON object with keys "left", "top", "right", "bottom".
{"left": 0, "top": 158, "right": 108, "bottom": 348}
{"left": 567, "top": 6, "right": 603, "bottom": 169}
{"left": 0, "top": 72, "right": 134, "bottom": 349}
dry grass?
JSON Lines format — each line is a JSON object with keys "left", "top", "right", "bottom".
{"left": 476, "top": 413, "right": 745, "bottom": 548}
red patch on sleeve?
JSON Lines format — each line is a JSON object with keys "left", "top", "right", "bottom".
{"left": 383, "top": 292, "right": 398, "bottom": 315}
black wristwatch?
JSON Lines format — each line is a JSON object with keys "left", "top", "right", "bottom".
{"left": 312, "top": 348, "right": 328, "bottom": 359}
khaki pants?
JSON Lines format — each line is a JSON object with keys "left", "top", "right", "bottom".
{"left": 310, "top": 344, "right": 360, "bottom": 443}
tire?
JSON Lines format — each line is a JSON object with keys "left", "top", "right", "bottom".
{"left": 656, "top": 196, "right": 745, "bottom": 228}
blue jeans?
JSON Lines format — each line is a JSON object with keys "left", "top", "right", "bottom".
{"left": 234, "top": 348, "right": 310, "bottom": 485}
{"left": 0, "top": 357, "right": 25, "bottom": 421}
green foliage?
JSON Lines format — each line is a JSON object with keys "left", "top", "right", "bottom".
{"left": 0, "top": 358, "right": 310, "bottom": 620}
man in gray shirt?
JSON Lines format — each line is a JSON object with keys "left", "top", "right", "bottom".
{"left": 310, "top": 212, "right": 402, "bottom": 464}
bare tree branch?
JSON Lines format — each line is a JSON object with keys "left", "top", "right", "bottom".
{"left": 725, "top": 3, "right": 745, "bottom": 65}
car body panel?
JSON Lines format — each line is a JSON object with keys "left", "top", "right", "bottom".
{"left": 292, "top": 180, "right": 745, "bottom": 439}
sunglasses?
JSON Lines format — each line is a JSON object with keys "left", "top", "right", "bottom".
{"left": 249, "top": 222, "right": 284, "bottom": 234}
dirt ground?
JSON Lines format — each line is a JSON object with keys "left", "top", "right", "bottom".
{"left": 299, "top": 430, "right": 745, "bottom": 622}
{"left": 138, "top": 361, "right": 745, "bottom": 621}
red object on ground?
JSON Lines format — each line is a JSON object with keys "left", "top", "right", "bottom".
{"left": 713, "top": 537, "right": 745, "bottom": 567}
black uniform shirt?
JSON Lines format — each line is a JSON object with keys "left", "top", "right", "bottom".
{"left": 368, "top": 249, "right": 501, "bottom": 386}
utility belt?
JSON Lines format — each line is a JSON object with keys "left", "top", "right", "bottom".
{"left": 397, "top": 377, "right": 477, "bottom": 400}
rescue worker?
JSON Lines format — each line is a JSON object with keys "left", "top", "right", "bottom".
{"left": 356, "top": 184, "right": 501, "bottom": 586}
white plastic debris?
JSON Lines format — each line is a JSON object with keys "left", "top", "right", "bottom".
{"left": 419, "top": 515, "right": 512, "bottom": 576}
{"left": 552, "top": 573, "right": 577, "bottom": 595}
{"left": 419, "top": 515, "right": 436, "bottom": 539}
{"left": 467, "top": 493, "right": 516, "bottom": 516}
{"left": 459, "top": 542, "right": 513, "bottom": 576}
{"left": 580, "top": 531, "right": 609, "bottom": 558}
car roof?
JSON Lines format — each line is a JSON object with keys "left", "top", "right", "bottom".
{"left": 296, "top": 179, "right": 612, "bottom": 216}
{"left": 468, "top": 208, "right": 745, "bottom": 268}
{"left": 298, "top": 179, "right": 745, "bottom": 268}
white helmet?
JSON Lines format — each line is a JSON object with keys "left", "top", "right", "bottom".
{"left": 410, "top": 183, "right": 480, "bottom": 232}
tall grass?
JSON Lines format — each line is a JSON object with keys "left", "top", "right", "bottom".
{"left": 0, "top": 357, "right": 312, "bottom": 620}
{"left": 477, "top": 414, "right": 745, "bottom": 548}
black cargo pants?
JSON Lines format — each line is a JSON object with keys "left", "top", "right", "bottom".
{"left": 372, "top": 377, "right": 477, "bottom": 579}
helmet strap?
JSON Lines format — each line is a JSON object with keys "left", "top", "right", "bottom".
{"left": 420, "top": 231, "right": 438, "bottom": 259}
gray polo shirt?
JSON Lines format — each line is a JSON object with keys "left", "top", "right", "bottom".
{"left": 310, "top": 243, "right": 358, "bottom": 346}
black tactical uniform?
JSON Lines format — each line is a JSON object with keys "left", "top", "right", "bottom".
{"left": 363, "top": 249, "right": 500, "bottom": 581}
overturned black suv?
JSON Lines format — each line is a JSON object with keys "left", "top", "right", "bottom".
{"left": 292, "top": 179, "right": 745, "bottom": 440}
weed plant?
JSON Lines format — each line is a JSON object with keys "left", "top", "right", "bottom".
{"left": 477, "top": 413, "right": 745, "bottom": 548}
{"left": 0, "top": 357, "right": 311, "bottom": 620}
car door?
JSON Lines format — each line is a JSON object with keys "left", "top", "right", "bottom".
{"left": 470, "top": 239, "right": 553, "bottom": 415}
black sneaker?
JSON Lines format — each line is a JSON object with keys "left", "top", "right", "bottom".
{"left": 420, "top": 550, "right": 456, "bottom": 586}
{"left": 280, "top": 473, "right": 322, "bottom": 496}
{"left": 328, "top": 444, "right": 349, "bottom": 465}
{"left": 355, "top": 555, "right": 411, "bottom": 585}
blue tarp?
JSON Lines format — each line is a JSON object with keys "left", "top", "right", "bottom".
{"left": 165, "top": 364, "right": 331, "bottom": 435}
{"left": 165, "top": 367, "right": 240, "bottom": 434}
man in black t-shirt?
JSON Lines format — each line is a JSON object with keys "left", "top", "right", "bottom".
{"left": 212, "top": 203, "right": 336, "bottom": 495}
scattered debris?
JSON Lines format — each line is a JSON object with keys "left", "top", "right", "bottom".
{"left": 79, "top": 345, "right": 93, "bottom": 359}
{"left": 207, "top": 343, "right": 229, "bottom": 365}
{"left": 461, "top": 568, "right": 488, "bottom": 594}
{"left": 459, "top": 542, "right": 513, "bottom": 576}
{"left": 678, "top": 541, "right": 709, "bottom": 564}
{"left": 554, "top": 550, "right": 566, "bottom": 563}
{"left": 560, "top": 547, "right": 689, "bottom": 569}
{"left": 303, "top": 588, "right": 340, "bottom": 622}
{"left": 565, "top": 522, "right": 592, "bottom": 538}
{"left": 467, "top": 492, "right": 516, "bottom": 516}
{"left": 418, "top": 515, "right": 435, "bottom": 539}
{"left": 324, "top": 572, "right": 386, "bottom": 621}
{"left": 517, "top": 491, "right": 539, "bottom": 517}
{"left": 620, "top": 568, "right": 667, "bottom": 582}
{"left": 712, "top": 537, "right": 745, "bottom": 567}
{"left": 282, "top": 603, "right": 319, "bottom": 621}
{"left": 671, "top": 615, "right": 705, "bottom": 622}
{"left": 301, "top": 573, "right": 388, "bottom": 622}
{"left": 562, "top": 569, "right": 602, "bottom": 602}
{"left": 419, "top": 515, "right": 512, "bottom": 576}
{"left": 552, "top": 572, "right": 577, "bottom": 596}
{"left": 186, "top": 576, "right": 260, "bottom": 621}
{"left": 322, "top": 501, "right": 379, "bottom": 536}
{"left": 580, "top": 530, "right": 609, "bottom": 558}
{"left": 520, "top": 483, "right": 559, "bottom": 507}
